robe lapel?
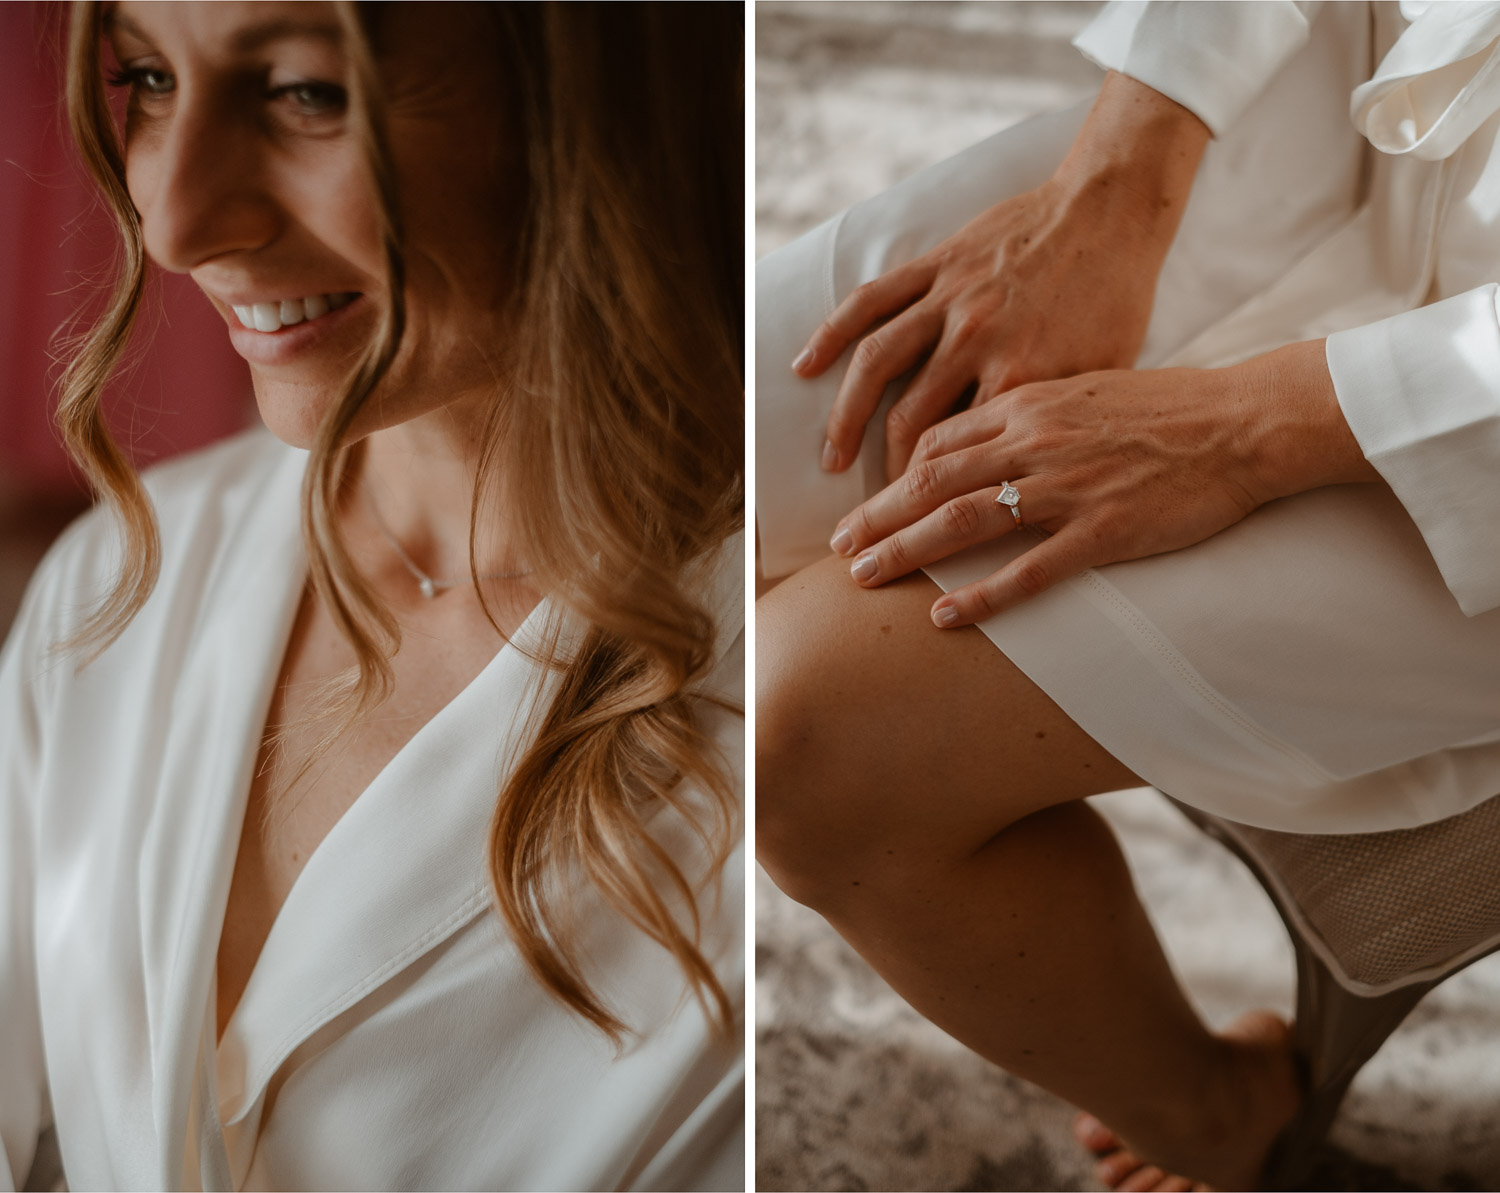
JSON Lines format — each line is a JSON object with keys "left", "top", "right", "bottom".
{"left": 134, "top": 443, "right": 308, "bottom": 1190}
{"left": 213, "top": 597, "right": 571, "bottom": 1139}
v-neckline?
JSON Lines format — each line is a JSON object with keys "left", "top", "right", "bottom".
{"left": 147, "top": 435, "right": 744, "bottom": 1189}
{"left": 129, "top": 434, "right": 577, "bottom": 1189}
{"left": 212, "top": 569, "right": 547, "bottom": 1046}
{"left": 181, "top": 439, "right": 558, "bottom": 1130}
{"left": 214, "top": 583, "right": 554, "bottom": 1010}
{"left": 211, "top": 592, "right": 562, "bottom": 1132}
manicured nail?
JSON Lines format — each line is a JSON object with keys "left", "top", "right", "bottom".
{"left": 792, "top": 347, "right": 814, "bottom": 373}
{"left": 933, "top": 605, "right": 959, "bottom": 628}
{"left": 829, "top": 526, "right": 854, "bottom": 555}
{"left": 850, "top": 553, "right": 877, "bottom": 582}
{"left": 820, "top": 439, "right": 839, "bottom": 471}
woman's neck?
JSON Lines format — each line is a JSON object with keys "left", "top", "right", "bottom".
{"left": 346, "top": 397, "right": 528, "bottom": 596}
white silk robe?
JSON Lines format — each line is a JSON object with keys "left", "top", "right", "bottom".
{"left": 756, "top": 1, "right": 1500, "bottom": 833}
{"left": 0, "top": 429, "right": 745, "bottom": 1191}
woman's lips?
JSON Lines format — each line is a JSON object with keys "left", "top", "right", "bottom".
{"left": 223, "top": 292, "right": 367, "bottom": 367}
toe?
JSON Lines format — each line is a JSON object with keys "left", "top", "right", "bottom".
{"left": 1073, "top": 1111, "right": 1213, "bottom": 1192}
{"left": 1118, "top": 1165, "right": 1166, "bottom": 1192}
{"left": 1073, "top": 1112, "right": 1121, "bottom": 1154}
{"left": 1096, "top": 1147, "right": 1147, "bottom": 1188}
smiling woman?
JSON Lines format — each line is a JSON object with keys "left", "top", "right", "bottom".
{"left": 0, "top": 3, "right": 743, "bottom": 1191}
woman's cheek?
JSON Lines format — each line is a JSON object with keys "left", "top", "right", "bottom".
{"left": 124, "top": 144, "right": 162, "bottom": 221}
{"left": 288, "top": 154, "right": 384, "bottom": 280}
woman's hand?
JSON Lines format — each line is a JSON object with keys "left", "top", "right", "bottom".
{"left": 796, "top": 72, "right": 1211, "bottom": 483}
{"left": 827, "top": 339, "right": 1382, "bottom": 627}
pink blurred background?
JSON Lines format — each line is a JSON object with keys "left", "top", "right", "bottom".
{"left": 0, "top": 2, "right": 254, "bottom": 636}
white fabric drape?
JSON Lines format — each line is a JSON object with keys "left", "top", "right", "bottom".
{"left": 1078, "top": 0, "right": 1500, "bottom": 613}
{"left": 0, "top": 429, "right": 744, "bottom": 1190}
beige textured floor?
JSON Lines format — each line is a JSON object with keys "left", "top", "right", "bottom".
{"left": 754, "top": 4, "right": 1500, "bottom": 1191}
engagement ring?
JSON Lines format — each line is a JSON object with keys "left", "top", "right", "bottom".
{"left": 996, "top": 482, "right": 1022, "bottom": 527}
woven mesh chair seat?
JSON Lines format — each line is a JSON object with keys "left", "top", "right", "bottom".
{"left": 1218, "top": 791, "right": 1500, "bottom": 993}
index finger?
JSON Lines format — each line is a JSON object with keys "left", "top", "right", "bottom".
{"left": 831, "top": 438, "right": 1018, "bottom": 557}
{"left": 792, "top": 261, "right": 932, "bottom": 378}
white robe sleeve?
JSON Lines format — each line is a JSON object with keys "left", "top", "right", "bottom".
{"left": 0, "top": 557, "right": 55, "bottom": 1190}
{"left": 1325, "top": 285, "right": 1500, "bottom": 617}
{"left": 1072, "top": 1, "right": 1322, "bottom": 136}
{"left": 1351, "top": 1, "right": 1500, "bottom": 161}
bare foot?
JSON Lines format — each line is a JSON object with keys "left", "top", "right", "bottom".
{"left": 1071, "top": 1011, "right": 1302, "bottom": 1191}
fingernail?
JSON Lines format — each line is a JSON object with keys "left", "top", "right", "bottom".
{"left": 792, "top": 347, "right": 814, "bottom": 373}
{"left": 933, "top": 605, "right": 959, "bottom": 628}
{"left": 829, "top": 526, "right": 854, "bottom": 556}
{"left": 850, "top": 553, "right": 877, "bottom": 582}
{"left": 820, "top": 439, "right": 839, "bottom": 471}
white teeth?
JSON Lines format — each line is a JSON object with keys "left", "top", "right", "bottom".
{"left": 231, "top": 292, "right": 355, "bottom": 333}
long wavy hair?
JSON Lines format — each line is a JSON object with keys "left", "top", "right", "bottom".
{"left": 61, "top": 1, "right": 744, "bottom": 1041}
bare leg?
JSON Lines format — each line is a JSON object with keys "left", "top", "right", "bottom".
{"left": 757, "top": 555, "right": 1299, "bottom": 1190}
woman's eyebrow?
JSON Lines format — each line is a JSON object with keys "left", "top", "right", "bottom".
{"left": 102, "top": 11, "right": 342, "bottom": 54}
{"left": 227, "top": 19, "right": 343, "bottom": 54}
{"left": 101, "top": 11, "right": 149, "bottom": 41}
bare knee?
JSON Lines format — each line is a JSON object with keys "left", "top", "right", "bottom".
{"left": 755, "top": 609, "right": 867, "bottom": 909}
{"left": 754, "top": 554, "right": 1133, "bottom": 908}
{"left": 754, "top": 562, "right": 970, "bottom": 909}
{"left": 756, "top": 562, "right": 935, "bottom": 909}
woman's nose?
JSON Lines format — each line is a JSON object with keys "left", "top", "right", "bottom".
{"left": 133, "top": 93, "right": 279, "bottom": 274}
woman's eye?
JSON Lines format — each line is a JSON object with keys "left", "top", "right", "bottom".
{"left": 271, "top": 81, "right": 348, "bottom": 118}
{"left": 102, "top": 64, "right": 346, "bottom": 128}
{"left": 106, "top": 65, "right": 175, "bottom": 97}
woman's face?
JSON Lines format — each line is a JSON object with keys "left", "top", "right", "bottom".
{"left": 105, "top": 2, "right": 518, "bottom": 449}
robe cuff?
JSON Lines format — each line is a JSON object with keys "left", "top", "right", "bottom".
{"left": 1351, "top": 3, "right": 1500, "bottom": 161}
{"left": 1325, "top": 285, "right": 1500, "bottom": 617}
{"left": 1073, "top": 1, "right": 1317, "bottom": 137}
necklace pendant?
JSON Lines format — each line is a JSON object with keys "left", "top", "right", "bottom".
{"left": 418, "top": 576, "right": 437, "bottom": 600}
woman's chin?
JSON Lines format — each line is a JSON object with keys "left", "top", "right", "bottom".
{"left": 250, "top": 380, "right": 342, "bottom": 452}
{"left": 252, "top": 383, "right": 419, "bottom": 454}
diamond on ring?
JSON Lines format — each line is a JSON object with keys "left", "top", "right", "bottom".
{"left": 996, "top": 482, "right": 1022, "bottom": 526}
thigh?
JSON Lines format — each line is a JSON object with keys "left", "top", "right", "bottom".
{"left": 756, "top": 553, "right": 1139, "bottom": 872}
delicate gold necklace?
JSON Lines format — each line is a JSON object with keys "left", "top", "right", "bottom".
{"left": 363, "top": 487, "right": 530, "bottom": 599}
